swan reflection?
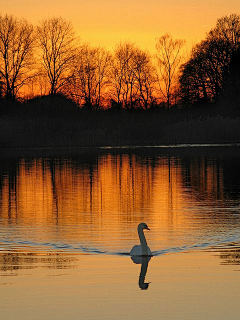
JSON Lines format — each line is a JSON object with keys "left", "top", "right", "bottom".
{"left": 131, "top": 255, "right": 152, "bottom": 290}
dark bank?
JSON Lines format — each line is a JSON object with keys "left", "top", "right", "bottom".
{"left": 0, "top": 95, "right": 239, "bottom": 148}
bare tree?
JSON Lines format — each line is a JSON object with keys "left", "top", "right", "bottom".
{"left": 211, "top": 14, "right": 240, "bottom": 49}
{"left": 0, "top": 14, "right": 35, "bottom": 100}
{"left": 67, "top": 44, "right": 111, "bottom": 108}
{"left": 110, "top": 42, "right": 136, "bottom": 109}
{"left": 155, "top": 34, "right": 185, "bottom": 107}
{"left": 37, "top": 17, "right": 77, "bottom": 95}
{"left": 133, "top": 48, "right": 157, "bottom": 109}
{"left": 95, "top": 47, "right": 112, "bottom": 107}
{"left": 110, "top": 42, "right": 157, "bottom": 109}
{"left": 76, "top": 45, "right": 97, "bottom": 107}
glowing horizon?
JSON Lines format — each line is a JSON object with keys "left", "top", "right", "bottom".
{"left": 3, "top": 0, "right": 240, "bottom": 53}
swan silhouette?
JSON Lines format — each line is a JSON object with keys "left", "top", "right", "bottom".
{"left": 130, "top": 223, "right": 152, "bottom": 256}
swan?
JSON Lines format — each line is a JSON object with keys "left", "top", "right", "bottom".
{"left": 130, "top": 223, "right": 152, "bottom": 256}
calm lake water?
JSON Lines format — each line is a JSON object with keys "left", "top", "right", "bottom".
{"left": 0, "top": 145, "right": 240, "bottom": 319}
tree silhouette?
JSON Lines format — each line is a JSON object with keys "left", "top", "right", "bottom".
{"left": 0, "top": 11, "right": 239, "bottom": 112}
{"left": 110, "top": 42, "right": 136, "bottom": 109}
{"left": 110, "top": 42, "right": 157, "bottom": 109}
{"left": 133, "top": 48, "right": 157, "bottom": 109}
{"left": 155, "top": 34, "right": 185, "bottom": 108}
{"left": 68, "top": 45, "right": 111, "bottom": 108}
{"left": 37, "top": 17, "right": 77, "bottom": 95}
{"left": 180, "top": 14, "right": 240, "bottom": 106}
{"left": 0, "top": 14, "right": 34, "bottom": 100}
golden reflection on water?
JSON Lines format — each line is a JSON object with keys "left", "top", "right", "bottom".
{"left": 0, "top": 151, "right": 239, "bottom": 253}
{"left": 219, "top": 246, "right": 240, "bottom": 265}
{"left": 0, "top": 251, "right": 78, "bottom": 273}
{"left": 186, "top": 157, "right": 224, "bottom": 202}
{"left": 0, "top": 150, "right": 240, "bottom": 320}
{"left": 0, "top": 154, "right": 225, "bottom": 218}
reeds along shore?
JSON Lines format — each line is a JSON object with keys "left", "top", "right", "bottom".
{"left": 0, "top": 95, "right": 239, "bottom": 148}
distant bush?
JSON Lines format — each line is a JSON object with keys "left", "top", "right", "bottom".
{"left": 24, "top": 94, "right": 79, "bottom": 117}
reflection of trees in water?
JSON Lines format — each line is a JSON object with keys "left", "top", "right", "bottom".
{"left": 0, "top": 251, "right": 77, "bottom": 273}
{"left": 221, "top": 158, "right": 240, "bottom": 200}
{"left": 0, "top": 153, "right": 156, "bottom": 220}
{"left": 181, "top": 157, "right": 224, "bottom": 202}
{"left": 219, "top": 247, "right": 240, "bottom": 265}
{"left": 0, "top": 150, "right": 239, "bottom": 228}
{"left": 180, "top": 155, "right": 240, "bottom": 205}
{"left": 0, "top": 153, "right": 183, "bottom": 249}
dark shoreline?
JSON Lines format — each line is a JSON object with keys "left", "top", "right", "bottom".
{"left": 1, "top": 143, "right": 240, "bottom": 160}
{"left": 1, "top": 114, "right": 239, "bottom": 149}
{"left": 1, "top": 95, "right": 240, "bottom": 150}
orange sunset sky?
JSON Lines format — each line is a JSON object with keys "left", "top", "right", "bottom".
{"left": 3, "top": 0, "right": 240, "bottom": 52}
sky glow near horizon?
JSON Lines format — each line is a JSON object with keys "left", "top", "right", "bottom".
{"left": 2, "top": 0, "right": 240, "bottom": 52}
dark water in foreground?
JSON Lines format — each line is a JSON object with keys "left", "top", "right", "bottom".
{"left": 0, "top": 145, "right": 240, "bottom": 319}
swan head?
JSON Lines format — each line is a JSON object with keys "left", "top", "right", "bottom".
{"left": 138, "top": 223, "right": 150, "bottom": 231}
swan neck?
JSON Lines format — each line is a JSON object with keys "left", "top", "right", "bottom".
{"left": 138, "top": 227, "right": 148, "bottom": 255}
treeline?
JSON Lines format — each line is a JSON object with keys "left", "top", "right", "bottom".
{"left": 0, "top": 13, "right": 240, "bottom": 111}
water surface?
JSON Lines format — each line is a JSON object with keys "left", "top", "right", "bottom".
{"left": 0, "top": 145, "right": 240, "bottom": 319}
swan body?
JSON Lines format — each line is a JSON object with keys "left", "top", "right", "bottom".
{"left": 130, "top": 245, "right": 152, "bottom": 256}
{"left": 130, "top": 223, "right": 152, "bottom": 256}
